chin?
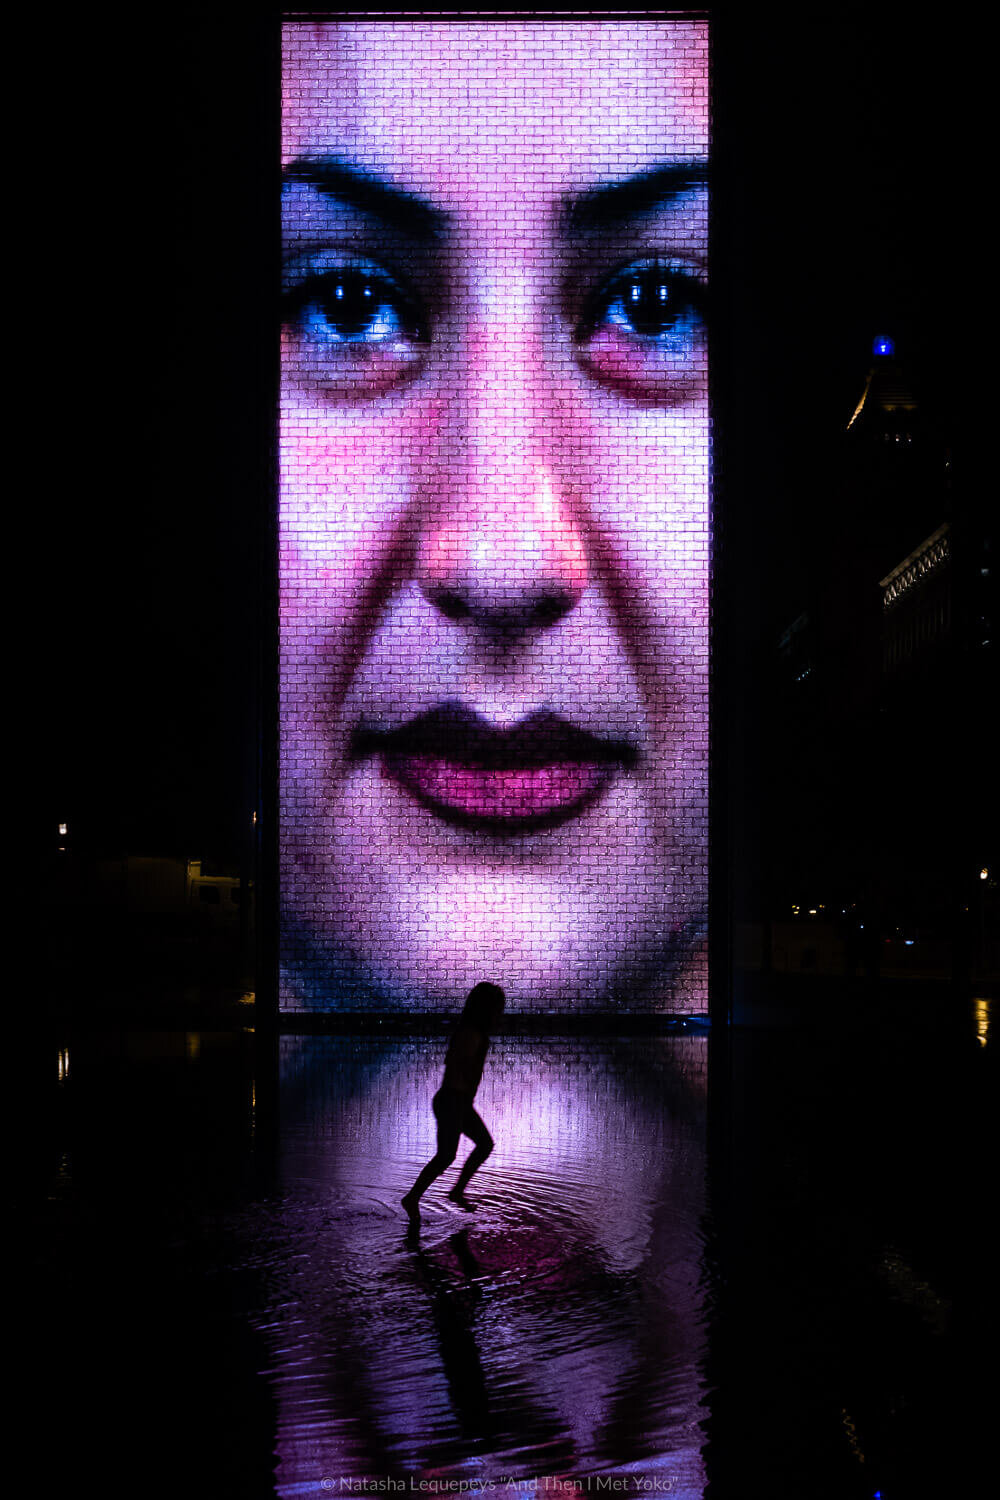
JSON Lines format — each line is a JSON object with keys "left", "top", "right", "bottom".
{"left": 327, "top": 902, "right": 697, "bottom": 1012}
{"left": 280, "top": 924, "right": 702, "bottom": 1012}
{"left": 281, "top": 829, "right": 706, "bottom": 1012}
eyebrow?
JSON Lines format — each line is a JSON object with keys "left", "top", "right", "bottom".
{"left": 282, "top": 157, "right": 451, "bottom": 240}
{"left": 282, "top": 155, "right": 708, "bottom": 240}
{"left": 562, "top": 161, "right": 708, "bottom": 232}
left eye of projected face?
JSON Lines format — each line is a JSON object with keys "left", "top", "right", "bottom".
{"left": 574, "top": 258, "right": 707, "bottom": 403}
{"left": 282, "top": 253, "right": 428, "bottom": 398}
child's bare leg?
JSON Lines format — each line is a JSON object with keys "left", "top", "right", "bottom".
{"left": 403, "top": 1095, "right": 462, "bottom": 1217}
{"left": 449, "top": 1108, "right": 494, "bottom": 1199}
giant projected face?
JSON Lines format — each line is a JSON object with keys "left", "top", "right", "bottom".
{"left": 280, "top": 20, "right": 709, "bottom": 1011}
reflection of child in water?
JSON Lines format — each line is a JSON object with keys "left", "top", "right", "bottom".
{"left": 403, "top": 984, "right": 505, "bottom": 1221}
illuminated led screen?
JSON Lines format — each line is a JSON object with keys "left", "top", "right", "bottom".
{"left": 279, "top": 17, "right": 710, "bottom": 1012}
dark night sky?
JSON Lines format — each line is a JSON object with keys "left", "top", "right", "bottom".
{"left": 36, "top": 10, "right": 972, "bottom": 869}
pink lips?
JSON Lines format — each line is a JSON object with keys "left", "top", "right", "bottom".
{"left": 384, "top": 754, "right": 615, "bottom": 827}
{"left": 358, "top": 705, "right": 631, "bottom": 831}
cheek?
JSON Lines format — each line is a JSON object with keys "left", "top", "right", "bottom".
{"left": 589, "top": 414, "right": 710, "bottom": 587}
{"left": 278, "top": 399, "right": 445, "bottom": 622}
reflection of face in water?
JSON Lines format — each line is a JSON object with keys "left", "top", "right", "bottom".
{"left": 279, "top": 22, "right": 709, "bottom": 1009}
{"left": 270, "top": 1036, "right": 708, "bottom": 1485}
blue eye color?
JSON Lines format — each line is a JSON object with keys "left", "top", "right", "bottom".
{"left": 281, "top": 252, "right": 430, "bottom": 397}
{"left": 281, "top": 247, "right": 706, "bottom": 405}
{"left": 303, "top": 284, "right": 396, "bottom": 344}
{"left": 578, "top": 260, "right": 706, "bottom": 349}
{"left": 282, "top": 257, "right": 427, "bottom": 349}
{"left": 571, "top": 257, "right": 708, "bottom": 403}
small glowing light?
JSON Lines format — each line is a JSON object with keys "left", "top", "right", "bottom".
{"left": 58, "top": 823, "right": 67, "bottom": 836}
{"left": 873, "top": 335, "right": 894, "bottom": 357}
{"left": 905, "top": 940, "right": 915, "bottom": 946}
{"left": 808, "top": 908, "right": 818, "bottom": 916}
{"left": 974, "top": 997, "right": 991, "bottom": 1047}
{"left": 980, "top": 867, "right": 989, "bottom": 881}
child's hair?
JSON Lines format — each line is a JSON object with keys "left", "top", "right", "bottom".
{"left": 462, "top": 982, "right": 506, "bottom": 1028}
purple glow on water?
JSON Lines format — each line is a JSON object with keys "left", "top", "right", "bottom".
{"left": 236, "top": 1035, "right": 709, "bottom": 1493}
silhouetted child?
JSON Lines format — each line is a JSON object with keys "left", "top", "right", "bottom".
{"left": 402, "top": 983, "right": 505, "bottom": 1222}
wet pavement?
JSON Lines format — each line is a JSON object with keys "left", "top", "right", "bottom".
{"left": 27, "top": 986, "right": 989, "bottom": 1498}
{"left": 264, "top": 1035, "right": 708, "bottom": 1494}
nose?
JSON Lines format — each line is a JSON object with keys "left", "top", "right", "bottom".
{"left": 417, "top": 467, "right": 588, "bottom": 631}
{"left": 415, "top": 325, "right": 588, "bottom": 633}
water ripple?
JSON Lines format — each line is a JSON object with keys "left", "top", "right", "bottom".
{"left": 230, "top": 1036, "right": 709, "bottom": 1495}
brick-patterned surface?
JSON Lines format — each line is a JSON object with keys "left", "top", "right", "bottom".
{"left": 279, "top": 21, "right": 710, "bottom": 1014}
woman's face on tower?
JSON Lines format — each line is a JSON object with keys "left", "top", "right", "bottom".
{"left": 279, "top": 21, "right": 710, "bottom": 1009}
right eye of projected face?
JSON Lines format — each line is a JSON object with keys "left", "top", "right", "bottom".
{"left": 282, "top": 252, "right": 429, "bottom": 397}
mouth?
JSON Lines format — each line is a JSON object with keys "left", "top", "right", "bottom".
{"left": 352, "top": 703, "right": 636, "bottom": 833}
